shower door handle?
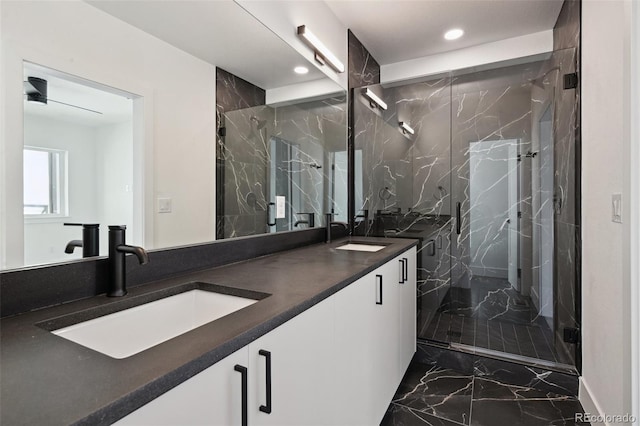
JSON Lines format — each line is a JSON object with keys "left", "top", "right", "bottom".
{"left": 456, "top": 202, "right": 461, "bottom": 235}
{"left": 426, "top": 240, "right": 436, "bottom": 256}
{"left": 267, "top": 202, "right": 276, "bottom": 227}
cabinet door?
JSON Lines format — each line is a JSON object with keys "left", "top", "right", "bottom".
{"left": 334, "top": 270, "right": 380, "bottom": 425}
{"left": 248, "top": 297, "right": 335, "bottom": 426}
{"left": 397, "top": 247, "right": 417, "bottom": 378}
{"left": 374, "top": 259, "right": 401, "bottom": 419}
{"left": 114, "top": 347, "right": 248, "bottom": 426}
{"left": 334, "top": 264, "right": 400, "bottom": 425}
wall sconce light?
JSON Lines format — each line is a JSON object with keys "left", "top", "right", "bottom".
{"left": 297, "top": 25, "right": 345, "bottom": 73}
{"left": 362, "top": 88, "right": 387, "bottom": 110}
{"left": 399, "top": 121, "right": 415, "bottom": 135}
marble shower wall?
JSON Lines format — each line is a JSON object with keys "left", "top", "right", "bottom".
{"left": 551, "top": 0, "right": 581, "bottom": 368}
{"left": 216, "top": 68, "right": 266, "bottom": 239}
{"left": 348, "top": 30, "right": 380, "bottom": 89}
{"left": 219, "top": 95, "right": 347, "bottom": 238}
{"left": 348, "top": 30, "right": 381, "bottom": 230}
{"left": 220, "top": 105, "right": 273, "bottom": 238}
{"left": 450, "top": 63, "right": 543, "bottom": 288}
{"left": 271, "top": 96, "right": 348, "bottom": 225}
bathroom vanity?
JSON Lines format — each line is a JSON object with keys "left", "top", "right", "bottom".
{"left": 0, "top": 237, "right": 417, "bottom": 425}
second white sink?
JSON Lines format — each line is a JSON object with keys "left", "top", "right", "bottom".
{"left": 52, "top": 290, "right": 257, "bottom": 359}
{"left": 336, "top": 243, "right": 386, "bottom": 252}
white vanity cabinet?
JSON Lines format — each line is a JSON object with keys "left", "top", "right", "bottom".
{"left": 247, "top": 297, "right": 335, "bottom": 426}
{"left": 397, "top": 247, "right": 418, "bottom": 380}
{"left": 114, "top": 347, "right": 248, "bottom": 426}
{"left": 116, "top": 247, "right": 416, "bottom": 426}
{"left": 334, "top": 248, "right": 417, "bottom": 425}
{"left": 115, "top": 300, "right": 334, "bottom": 426}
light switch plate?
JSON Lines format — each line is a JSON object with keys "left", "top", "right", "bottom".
{"left": 275, "top": 196, "right": 286, "bottom": 219}
{"left": 612, "top": 193, "right": 622, "bottom": 223}
{"left": 158, "top": 197, "right": 172, "bottom": 213}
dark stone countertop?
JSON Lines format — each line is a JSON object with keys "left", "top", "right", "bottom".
{"left": 0, "top": 237, "right": 417, "bottom": 425}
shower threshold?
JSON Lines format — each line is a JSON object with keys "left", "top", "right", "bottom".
{"left": 424, "top": 340, "right": 579, "bottom": 375}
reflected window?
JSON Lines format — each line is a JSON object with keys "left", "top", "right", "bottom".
{"left": 23, "top": 147, "right": 67, "bottom": 215}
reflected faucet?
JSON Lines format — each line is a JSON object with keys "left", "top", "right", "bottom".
{"left": 64, "top": 223, "right": 100, "bottom": 258}
{"left": 108, "top": 225, "right": 149, "bottom": 297}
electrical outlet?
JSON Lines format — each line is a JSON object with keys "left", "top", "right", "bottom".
{"left": 612, "top": 193, "right": 622, "bottom": 223}
{"left": 158, "top": 197, "right": 172, "bottom": 213}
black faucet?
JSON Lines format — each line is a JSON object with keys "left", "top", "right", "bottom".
{"left": 325, "top": 213, "right": 349, "bottom": 243}
{"left": 294, "top": 212, "right": 315, "bottom": 228}
{"left": 108, "top": 225, "right": 149, "bottom": 297}
{"left": 64, "top": 223, "right": 100, "bottom": 257}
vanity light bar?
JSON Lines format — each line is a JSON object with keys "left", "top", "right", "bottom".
{"left": 399, "top": 121, "right": 415, "bottom": 135}
{"left": 363, "top": 88, "right": 388, "bottom": 110}
{"left": 297, "top": 25, "right": 345, "bottom": 73}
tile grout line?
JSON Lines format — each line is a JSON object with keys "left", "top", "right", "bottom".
{"left": 513, "top": 322, "right": 523, "bottom": 357}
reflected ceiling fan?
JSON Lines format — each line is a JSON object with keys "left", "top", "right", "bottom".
{"left": 23, "top": 76, "right": 103, "bottom": 115}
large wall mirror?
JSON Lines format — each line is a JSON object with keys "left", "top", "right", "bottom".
{"left": 0, "top": 0, "right": 347, "bottom": 270}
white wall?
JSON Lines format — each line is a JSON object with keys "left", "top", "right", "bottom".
{"left": 236, "top": 0, "right": 348, "bottom": 90}
{"left": 23, "top": 115, "right": 98, "bottom": 266}
{"left": 381, "top": 30, "right": 553, "bottom": 85}
{"left": 581, "top": 0, "right": 634, "bottom": 423}
{"left": 468, "top": 140, "right": 510, "bottom": 278}
{"left": 95, "top": 120, "right": 135, "bottom": 254}
{"left": 1, "top": 0, "right": 218, "bottom": 268}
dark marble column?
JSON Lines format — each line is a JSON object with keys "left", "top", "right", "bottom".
{"left": 348, "top": 30, "right": 380, "bottom": 233}
{"left": 216, "top": 68, "right": 266, "bottom": 239}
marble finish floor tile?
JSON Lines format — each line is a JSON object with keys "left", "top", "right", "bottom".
{"left": 383, "top": 362, "right": 588, "bottom": 426}
{"left": 391, "top": 363, "right": 473, "bottom": 425}
{"left": 381, "top": 403, "right": 463, "bottom": 426}
{"left": 470, "top": 399, "right": 588, "bottom": 426}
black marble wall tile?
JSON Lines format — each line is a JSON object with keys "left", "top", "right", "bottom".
{"left": 348, "top": 30, "right": 381, "bottom": 231}
{"left": 216, "top": 68, "right": 267, "bottom": 239}
{"left": 553, "top": 0, "right": 581, "bottom": 52}
{"left": 0, "top": 228, "right": 325, "bottom": 318}
{"left": 218, "top": 96, "right": 347, "bottom": 239}
{"left": 554, "top": 0, "right": 582, "bottom": 371}
{"left": 216, "top": 68, "right": 266, "bottom": 113}
{"left": 348, "top": 30, "right": 380, "bottom": 89}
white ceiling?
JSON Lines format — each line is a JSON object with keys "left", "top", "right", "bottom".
{"left": 24, "top": 63, "right": 133, "bottom": 127}
{"left": 325, "top": 0, "right": 564, "bottom": 65}
{"left": 86, "top": 0, "right": 327, "bottom": 90}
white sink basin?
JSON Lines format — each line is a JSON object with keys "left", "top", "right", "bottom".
{"left": 336, "top": 243, "right": 386, "bottom": 252}
{"left": 52, "top": 290, "right": 257, "bottom": 359}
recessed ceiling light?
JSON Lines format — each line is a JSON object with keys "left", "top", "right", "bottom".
{"left": 294, "top": 66, "right": 309, "bottom": 75}
{"left": 444, "top": 28, "right": 464, "bottom": 41}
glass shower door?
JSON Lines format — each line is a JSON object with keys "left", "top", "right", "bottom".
{"left": 447, "top": 49, "right": 578, "bottom": 366}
